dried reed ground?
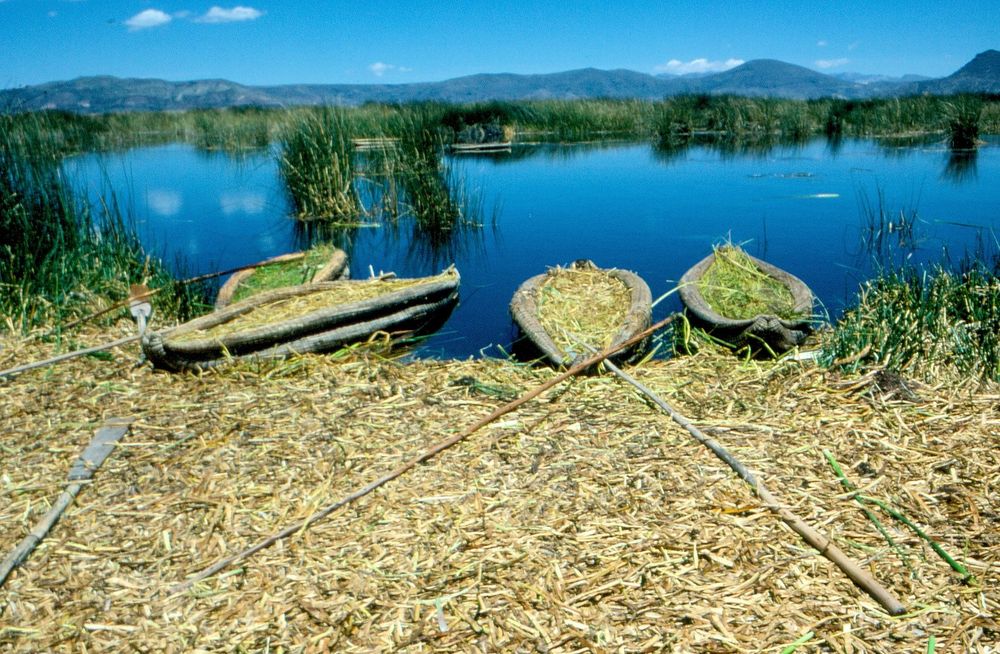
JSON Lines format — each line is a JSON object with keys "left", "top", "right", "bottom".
{"left": 0, "top": 325, "right": 997, "bottom": 653}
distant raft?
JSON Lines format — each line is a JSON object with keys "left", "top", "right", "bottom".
{"left": 510, "top": 260, "right": 652, "bottom": 367}
{"left": 215, "top": 245, "right": 349, "bottom": 309}
{"left": 679, "top": 246, "right": 814, "bottom": 354}
{"left": 144, "top": 268, "right": 460, "bottom": 372}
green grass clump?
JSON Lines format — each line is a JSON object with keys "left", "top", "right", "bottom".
{"left": 1, "top": 113, "right": 209, "bottom": 332}
{"left": 698, "top": 245, "right": 800, "bottom": 320}
{"left": 945, "top": 95, "right": 983, "bottom": 149}
{"left": 230, "top": 244, "right": 338, "bottom": 304}
{"left": 278, "top": 107, "right": 360, "bottom": 221}
{"left": 822, "top": 264, "right": 1000, "bottom": 382}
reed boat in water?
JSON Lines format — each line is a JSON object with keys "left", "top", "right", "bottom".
{"left": 510, "top": 260, "right": 652, "bottom": 367}
{"left": 215, "top": 245, "right": 349, "bottom": 309}
{"left": 678, "top": 246, "right": 814, "bottom": 354}
{"left": 144, "top": 268, "right": 460, "bottom": 372}
{"left": 448, "top": 142, "right": 513, "bottom": 154}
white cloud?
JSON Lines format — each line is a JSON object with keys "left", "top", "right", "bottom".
{"left": 196, "top": 6, "right": 264, "bottom": 23}
{"left": 125, "top": 9, "right": 172, "bottom": 31}
{"left": 847, "top": 41, "right": 860, "bottom": 51}
{"left": 653, "top": 57, "right": 744, "bottom": 75}
{"left": 48, "top": 10, "right": 58, "bottom": 17}
{"left": 815, "top": 58, "right": 850, "bottom": 69}
{"left": 368, "top": 62, "right": 411, "bottom": 77}
{"left": 816, "top": 40, "right": 828, "bottom": 47}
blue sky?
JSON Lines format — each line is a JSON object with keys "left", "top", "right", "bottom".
{"left": 1, "top": 1, "right": 997, "bottom": 88}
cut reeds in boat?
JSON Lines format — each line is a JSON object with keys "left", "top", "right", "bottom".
{"left": 215, "top": 244, "right": 349, "bottom": 308}
{"left": 510, "top": 259, "right": 652, "bottom": 366}
{"left": 679, "top": 245, "right": 814, "bottom": 353}
{"left": 144, "top": 267, "right": 459, "bottom": 371}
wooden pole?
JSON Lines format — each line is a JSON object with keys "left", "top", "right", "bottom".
{"left": 0, "top": 418, "right": 132, "bottom": 588}
{"left": 0, "top": 334, "right": 140, "bottom": 380}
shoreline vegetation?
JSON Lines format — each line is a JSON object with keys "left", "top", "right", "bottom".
{"left": 1, "top": 94, "right": 998, "bottom": 155}
{"left": 2, "top": 95, "right": 999, "bottom": 382}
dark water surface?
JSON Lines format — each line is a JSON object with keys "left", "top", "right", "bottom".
{"left": 66, "top": 137, "right": 1000, "bottom": 358}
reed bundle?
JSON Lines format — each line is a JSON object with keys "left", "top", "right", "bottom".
{"left": 173, "top": 272, "right": 454, "bottom": 344}
{"left": 536, "top": 266, "right": 631, "bottom": 353}
{"left": 699, "top": 244, "right": 801, "bottom": 319}
{"left": 229, "top": 245, "right": 340, "bottom": 305}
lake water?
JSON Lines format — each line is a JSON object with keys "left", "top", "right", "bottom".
{"left": 65, "top": 137, "right": 1000, "bottom": 359}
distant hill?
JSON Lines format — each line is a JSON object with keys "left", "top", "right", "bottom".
{"left": 1, "top": 51, "right": 996, "bottom": 114}
{"left": 3, "top": 75, "right": 281, "bottom": 112}
{"left": 909, "top": 49, "right": 1000, "bottom": 94}
{"left": 675, "top": 60, "right": 863, "bottom": 99}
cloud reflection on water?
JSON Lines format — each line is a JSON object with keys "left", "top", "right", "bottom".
{"left": 146, "top": 189, "right": 182, "bottom": 216}
{"left": 220, "top": 191, "right": 266, "bottom": 215}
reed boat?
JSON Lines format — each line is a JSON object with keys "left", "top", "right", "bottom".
{"left": 678, "top": 247, "right": 814, "bottom": 354}
{"left": 449, "top": 142, "right": 513, "bottom": 154}
{"left": 215, "top": 245, "right": 349, "bottom": 309}
{"left": 144, "top": 268, "right": 460, "bottom": 372}
{"left": 510, "top": 260, "right": 652, "bottom": 367}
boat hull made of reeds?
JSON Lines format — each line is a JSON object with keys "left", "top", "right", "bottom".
{"left": 144, "top": 269, "right": 459, "bottom": 372}
{"left": 510, "top": 260, "right": 652, "bottom": 367}
{"left": 678, "top": 251, "right": 814, "bottom": 353}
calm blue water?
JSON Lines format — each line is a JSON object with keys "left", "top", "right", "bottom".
{"left": 65, "top": 138, "right": 1000, "bottom": 359}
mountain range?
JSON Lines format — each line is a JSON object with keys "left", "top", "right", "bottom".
{"left": 2, "top": 50, "right": 998, "bottom": 114}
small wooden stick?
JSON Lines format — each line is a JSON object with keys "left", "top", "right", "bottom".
{"left": 0, "top": 417, "right": 132, "bottom": 588}
{"left": 0, "top": 335, "right": 140, "bottom": 380}
{"left": 167, "top": 314, "right": 679, "bottom": 595}
{"left": 597, "top": 356, "right": 907, "bottom": 616}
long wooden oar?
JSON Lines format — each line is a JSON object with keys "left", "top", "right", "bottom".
{"left": 0, "top": 417, "right": 133, "bottom": 588}
{"left": 594, "top": 355, "right": 906, "bottom": 616}
{"left": 167, "top": 314, "right": 679, "bottom": 595}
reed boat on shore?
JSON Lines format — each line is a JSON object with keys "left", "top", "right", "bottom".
{"left": 144, "top": 268, "right": 460, "bottom": 372}
{"left": 510, "top": 260, "right": 652, "bottom": 367}
{"left": 215, "top": 245, "right": 349, "bottom": 309}
{"left": 678, "top": 246, "right": 814, "bottom": 354}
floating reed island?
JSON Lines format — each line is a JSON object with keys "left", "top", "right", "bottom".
{"left": 142, "top": 268, "right": 459, "bottom": 372}
{"left": 510, "top": 260, "right": 652, "bottom": 367}
{"left": 1, "top": 325, "right": 997, "bottom": 652}
{"left": 679, "top": 244, "right": 816, "bottom": 354}
{"left": 214, "top": 244, "right": 350, "bottom": 308}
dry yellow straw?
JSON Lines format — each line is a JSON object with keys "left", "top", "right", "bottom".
{"left": 575, "top": 343, "right": 906, "bottom": 616}
{"left": 167, "top": 313, "right": 681, "bottom": 596}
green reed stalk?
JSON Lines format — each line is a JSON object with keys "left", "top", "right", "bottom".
{"left": 822, "top": 263, "right": 1000, "bottom": 382}
{"left": 278, "top": 107, "right": 360, "bottom": 221}
{"left": 823, "top": 450, "right": 914, "bottom": 575}
{"left": 1, "top": 113, "right": 209, "bottom": 332}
